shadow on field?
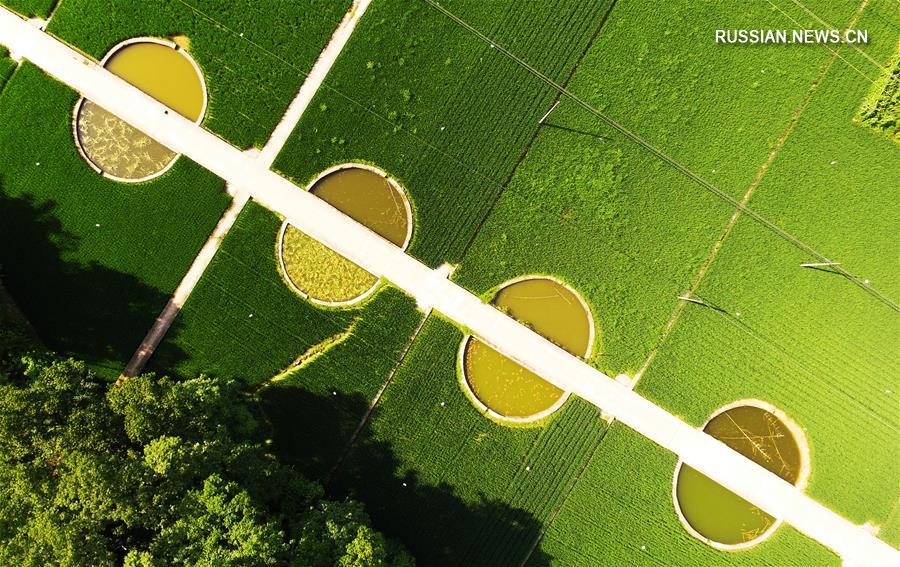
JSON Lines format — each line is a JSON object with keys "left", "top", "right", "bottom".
{"left": 259, "top": 386, "right": 553, "bottom": 567}
{"left": 541, "top": 120, "right": 611, "bottom": 141}
{"left": 0, "top": 188, "right": 187, "bottom": 377}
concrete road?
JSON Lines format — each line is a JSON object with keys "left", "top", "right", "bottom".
{"left": 0, "top": 7, "right": 895, "bottom": 565}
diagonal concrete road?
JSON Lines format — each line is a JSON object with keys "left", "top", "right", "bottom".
{"left": 0, "top": 7, "right": 896, "bottom": 565}
{"left": 121, "top": 0, "right": 374, "bottom": 379}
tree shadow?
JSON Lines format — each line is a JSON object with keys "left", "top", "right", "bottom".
{"left": 259, "top": 386, "right": 553, "bottom": 567}
{"left": 0, "top": 188, "right": 187, "bottom": 377}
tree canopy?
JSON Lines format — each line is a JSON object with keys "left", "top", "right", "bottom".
{"left": 0, "top": 354, "right": 413, "bottom": 566}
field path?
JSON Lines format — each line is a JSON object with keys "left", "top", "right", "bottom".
{"left": 258, "top": 0, "right": 372, "bottom": 168}
{"left": 1, "top": 8, "right": 896, "bottom": 565}
{"left": 119, "top": 0, "right": 373, "bottom": 379}
{"left": 119, "top": 192, "right": 249, "bottom": 380}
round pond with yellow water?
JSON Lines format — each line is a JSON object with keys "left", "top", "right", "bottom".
{"left": 280, "top": 165, "right": 412, "bottom": 305}
{"left": 461, "top": 277, "right": 594, "bottom": 422}
{"left": 675, "top": 403, "right": 808, "bottom": 548}
{"left": 74, "top": 39, "right": 206, "bottom": 181}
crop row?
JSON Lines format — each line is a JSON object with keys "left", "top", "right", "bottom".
{"left": 329, "top": 0, "right": 900, "bottom": 562}
{"left": 0, "top": 0, "right": 55, "bottom": 18}
{"left": 149, "top": 202, "right": 425, "bottom": 480}
{"left": 517, "top": 0, "right": 900, "bottom": 560}
{"left": 273, "top": 0, "right": 614, "bottom": 267}
{"left": 452, "top": 0, "right": 849, "bottom": 376}
{"left": 536, "top": 424, "right": 838, "bottom": 565}
{"left": 330, "top": 318, "right": 609, "bottom": 566}
{"left": 0, "top": 63, "right": 228, "bottom": 377}
{"left": 631, "top": 1, "right": 900, "bottom": 549}
{"left": 0, "top": 48, "right": 13, "bottom": 88}
{"left": 44, "top": 0, "right": 350, "bottom": 149}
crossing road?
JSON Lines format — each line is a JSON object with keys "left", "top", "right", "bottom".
{"left": 0, "top": 7, "right": 896, "bottom": 565}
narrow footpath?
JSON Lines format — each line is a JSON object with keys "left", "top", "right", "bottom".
{"left": 0, "top": 8, "right": 895, "bottom": 565}
{"left": 120, "top": 0, "right": 373, "bottom": 378}
{"left": 258, "top": 0, "right": 372, "bottom": 168}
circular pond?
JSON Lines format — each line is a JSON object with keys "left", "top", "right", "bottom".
{"left": 279, "top": 165, "right": 413, "bottom": 306}
{"left": 460, "top": 277, "right": 594, "bottom": 423}
{"left": 674, "top": 401, "right": 810, "bottom": 549}
{"left": 74, "top": 38, "right": 206, "bottom": 181}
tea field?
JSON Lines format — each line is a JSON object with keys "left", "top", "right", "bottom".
{"left": 148, "top": 201, "right": 427, "bottom": 479}
{"left": 45, "top": 0, "right": 351, "bottom": 148}
{"left": 273, "top": 0, "right": 616, "bottom": 266}
{"left": 1, "top": 0, "right": 897, "bottom": 563}
{"left": 0, "top": 48, "right": 12, "bottom": 86}
{"left": 524, "top": 0, "right": 900, "bottom": 561}
{"left": 294, "top": 0, "right": 899, "bottom": 562}
{"left": 533, "top": 424, "right": 838, "bottom": 565}
{"left": 330, "top": 317, "right": 609, "bottom": 566}
{"left": 1, "top": 0, "right": 53, "bottom": 18}
{"left": 0, "top": 62, "right": 229, "bottom": 376}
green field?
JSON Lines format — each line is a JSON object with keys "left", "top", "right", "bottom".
{"left": 0, "top": 0, "right": 351, "bottom": 375}
{"left": 634, "top": 0, "right": 900, "bottom": 544}
{"left": 331, "top": 317, "right": 609, "bottom": 566}
{"left": 296, "top": 0, "right": 898, "bottom": 563}
{"left": 273, "top": 0, "right": 616, "bottom": 266}
{"left": 533, "top": 424, "right": 837, "bottom": 565}
{"left": 45, "top": 0, "right": 350, "bottom": 149}
{"left": 0, "top": 48, "right": 13, "bottom": 88}
{"left": 1, "top": 0, "right": 897, "bottom": 563}
{"left": 1, "top": 0, "right": 54, "bottom": 18}
{"left": 0, "top": 63, "right": 229, "bottom": 376}
{"left": 527, "top": 0, "right": 900, "bottom": 562}
{"left": 148, "top": 201, "right": 426, "bottom": 480}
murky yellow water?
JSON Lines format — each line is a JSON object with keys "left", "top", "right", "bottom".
{"left": 676, "top": 405, "right": 803, "bottom": 546}
{"left": 75, "top": 41, "right": 204, "bottom": 180}
{"left": 463, "top": 278, "right": 592, "bottom": 420}
{"left": 310, "top": 168, "right": 409, "bottom": 246}
{"left": 282, "top": 167, "right": 411, "bottom": 303}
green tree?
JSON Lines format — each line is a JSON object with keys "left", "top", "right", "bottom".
{"left": 0, "top": 355, "right": 413, "bottom": 566}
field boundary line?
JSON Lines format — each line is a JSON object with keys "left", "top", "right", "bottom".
{"left": 457, "top": 0, "right": 620, "bottom": 261}
{"left": 324, "top": 311, "right": 430, "bottom": 486}
{"left": 422, "top": 0, "right": 898, "bottom": 312}
{"left": 5, "top": 12, "right": 896, "bottom": 563}
{"left": 257, "top": 0, "right": 372, "bottom": 167}
{"left": 634, "top": 0, "right": 871, "bottom": 384}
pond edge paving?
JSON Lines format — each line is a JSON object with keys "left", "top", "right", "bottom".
{"left": 72, "top": 35, "right": 207, "bottom": 183}
{"left": 672, "top": 398, "right": 812, "bottom": 551}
